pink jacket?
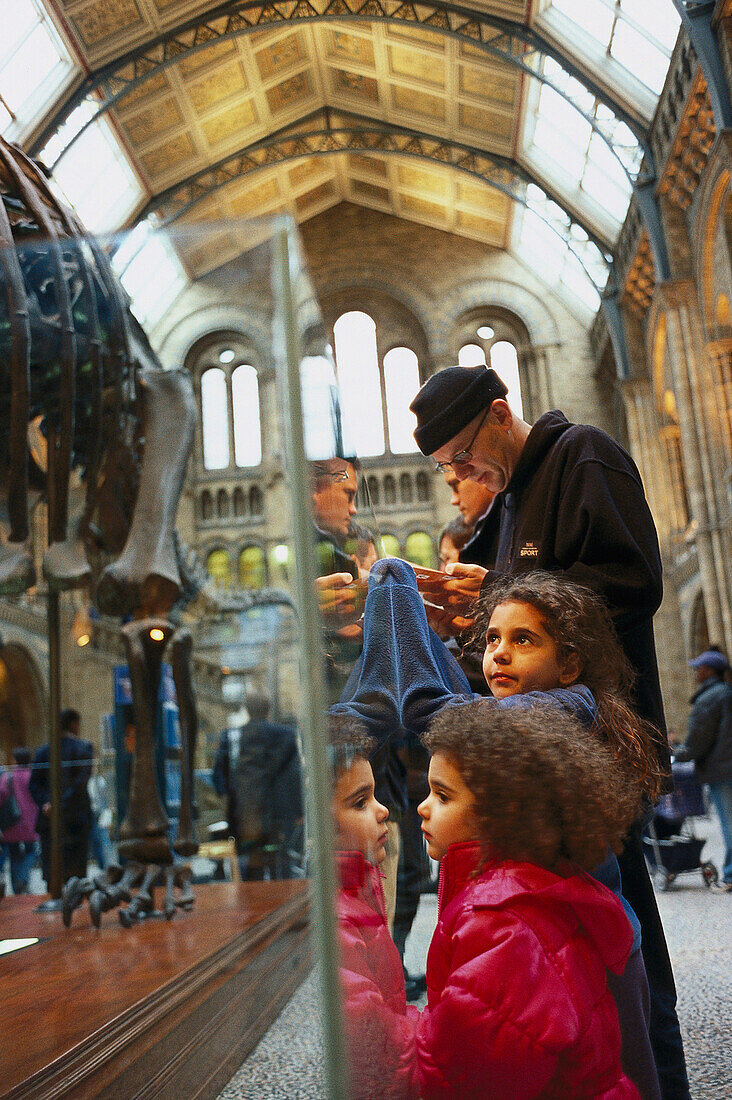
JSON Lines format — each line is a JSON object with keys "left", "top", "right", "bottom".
{"left": 0, "top": 767, "right": 38, "bottom": 844}
{"left": 336, "top": 850, "right": 419, "bottom": 1099}
{"left": 416, "top": 842, "right": 639, "bottom": 1100}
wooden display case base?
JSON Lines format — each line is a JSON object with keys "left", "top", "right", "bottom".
{"left": 0, "top": 881, "right": 312, "bottom": 1099}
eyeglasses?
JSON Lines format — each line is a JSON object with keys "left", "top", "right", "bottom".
{"left": 313, "top": 466, "right": 350, "bottom": 482}
{"left": 434, "top": 409, "right": 489, "bottom": 474}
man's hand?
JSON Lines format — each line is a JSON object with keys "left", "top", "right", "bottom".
{"left": 421, "top": 562, "right": 486, "bottom": 636}
{"left": 443, "top": 561, "right": 488, "bottom": 597}
{"left": 315, "top": 572, "right": 364, "bottom": 627}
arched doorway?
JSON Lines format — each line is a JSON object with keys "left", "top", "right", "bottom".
{"left": 0, "top": 643, "right": 47, "bottom": 765}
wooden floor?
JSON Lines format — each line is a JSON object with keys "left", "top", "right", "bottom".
{"left": 0, "top": 881, "right": 312, "bottom": 1100}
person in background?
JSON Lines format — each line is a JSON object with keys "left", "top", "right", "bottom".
{"left": 0, "top": 747, "right": 38, "bottom": 894}
{"left": 345, "top": 523, "right": 379, "bottom": 578}
{"left": 30, "top": 708, "right": 93, "bottom": 887}
{"left": 87, "top": 762, "right": 112, "bottom": 871}
{"left": 674, "top": 647, "right": 732, "bottom": 892}
{"left": 441, "top": 467, "right": 495, "bottom": 535}
{"left": 438, "top": 516, "right": 472, "bottom": 569}
{"left": 231, "top": 690, "right": 304, "bottom": 881}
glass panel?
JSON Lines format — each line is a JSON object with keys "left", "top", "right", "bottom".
{"left": 383, "top": 347, "right": 420, "bottom": 454}
{"left": 201, "top": 368, "right": 230, "bottom": 470}
{"left": 232, "top": 365, "right": 262, "bottom": 468}
{"left": 0, "top": 0, "right": 73, "bottom": 139}
{"left": 0, "top": 211, "right": 441, "bottom": 1098}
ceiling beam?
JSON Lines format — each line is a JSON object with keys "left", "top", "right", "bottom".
{"left": 133, "top": 108, "right": 612, "bottom": 292}
{"left": 31, "top": 0, "right": 653, "bottom": 183}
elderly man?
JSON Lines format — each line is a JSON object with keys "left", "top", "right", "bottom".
{"left": 408, "top": 364, "right": 687, "bottom": 1100}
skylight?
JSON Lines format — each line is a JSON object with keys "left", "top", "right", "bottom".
{"left": 0, "top": 0, "right": 74, "bottom": 142}
{"left": 514, "top": 185, "right": 610, "bottom": 313}
{"left": 524, "top": 57, "right": 639, "bottom": 236}
{"left": 543, "top": 0, "right": 680, "bottom": 98}
{"left": 111, "top": 222, "right": 188, "bottom": 329}
{"left": 39, "top": 101, "right": 143, "bottom": 234}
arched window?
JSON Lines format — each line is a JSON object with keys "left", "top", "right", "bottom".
{"left": 201, "top": 490, "right": 213, "bottom": 521}
{"left": 239, "top": 545, "right": 266, "bottom": 589}
{"left": 231, "top": 364, "right": 262, "bottom": 467}
{"left": 207, "top": 549, "right": 231, "bottom": 588}
{"left": 249, "top": 485, "right": 263, "bottom": 517}
{"left": 201, "top": 367, "right": 230, "bottom": 470}
{"left": 383, "top": 347, "right": 420, "bottom": 454}
{"left": 383, "top": 474, "right": 396, "bottom": 506}
{"left": 217, "top": 489, "right": 229, "bottom": 519}
{"left": 332, "top": 311, "right": 422, "bottom": 457}
{"left": 400, "top": 473, "right": 413, "bottom": 504}
{"left": 405, "top": 531, "right": 436, "bottom": 568}
{"left": 415, "top": 471, "right": 430, "bottom": 502}
{"left": 366, "top": 475, "right": 380, "bottom": 506}
{"left": 333, "top": 311, "right": 385, "bottom": 457}
{"left": 458, "top": 343, "right": 487, "bottom": 368}
{"left": 378, "top": 534, "right": 401, "bottom": 558}
{"left": 490, "top": 340, "right": 523, "bottom": 418}
{"left": 233, "top": 487, "right": 246, "bottom": 518}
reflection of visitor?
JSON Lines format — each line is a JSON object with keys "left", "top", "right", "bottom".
{"left": 0, "top": 747, "right": 38, "bottom": 894}
{"left": 88, "top": 765, "right": 112, "bottom": 871}
{"left": 230, "top": 690, "right": 304, "bottom": 881}
{"left": 212, "top": 706, "right": 248, "bottom": 839}
{"left": 30, "top": 708, "right": 93, "bottom": 887}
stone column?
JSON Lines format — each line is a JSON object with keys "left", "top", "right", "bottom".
{"left": 620, "top": 378, "right": 672, "bottom": 538}
{"left": 660, "top": 280, "right": 730, "bottom": 648}
{"left": 518, "top": 344, "right": 553, "bottom": 421}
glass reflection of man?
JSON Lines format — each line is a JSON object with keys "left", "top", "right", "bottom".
{"left": 311, "top": 458, "right": 358, "bottom": 555}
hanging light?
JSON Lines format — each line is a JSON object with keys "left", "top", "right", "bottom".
{"left": 149, "top": 627, "right": 165, "bottom": 642}
{"left": 71, "top": 604, "right": 95, "bottom": 647}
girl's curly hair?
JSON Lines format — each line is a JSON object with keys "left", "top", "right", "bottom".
{"left": 468, "top": 572, "right": 663, "bottom": 801}
{"left": 327, "top": 713, "right": 375, "bottom": 784}
{"left": 423, "top": 701, "right": 642, "bottom": 871}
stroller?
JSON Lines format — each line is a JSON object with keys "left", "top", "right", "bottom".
{"left": 642, "top": 760, "right": 719, "bottom": 891}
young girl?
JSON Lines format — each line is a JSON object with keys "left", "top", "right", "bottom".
{"left": 337, "top": 560, "right": 662, "bottom": 1097}
{"left": 415, "top": 702, "right": 641, "bottom": 1098}
{"left": 328, "top": 716, "right": 419, "bottom": 1100}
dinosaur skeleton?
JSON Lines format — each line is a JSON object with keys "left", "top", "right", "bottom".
{"left": 0, "top": 135, "right": 199, "bottom": 926}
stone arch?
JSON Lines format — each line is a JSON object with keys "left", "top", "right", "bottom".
{"left": 435, "top": 278, "right": 561, "bottom": 358}
{"left": 0, "top": 641, "right": 47, "bottom": 762}
{"left": 694, "top": 133, "right": 732, "bottom": 339}
{"left": 690, "top": 587, "right": 710, "bottom": 658}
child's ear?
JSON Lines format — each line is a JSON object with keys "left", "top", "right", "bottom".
{"left": 559, "top": 652, "right": 582, "bottom": 686}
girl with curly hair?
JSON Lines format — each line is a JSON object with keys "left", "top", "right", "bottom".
{"left": 414, "top": 702, "right": 641, "bottom": 1098}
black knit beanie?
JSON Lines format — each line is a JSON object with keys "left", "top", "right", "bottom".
{"left": 410, "top": 366, "right": 508, "bottom": 455}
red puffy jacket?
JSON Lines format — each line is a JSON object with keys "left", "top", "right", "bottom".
{"left": 336, "top": 851, "right": 419, "bottom": 1099}
{"left": 416, "top": 842, "right": 640, "bottom": 1099}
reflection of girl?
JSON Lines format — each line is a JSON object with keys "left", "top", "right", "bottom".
{"left": 0, "top": 748, "right": 38, "bottom": 894}
{"left": 88, "top": 767, "right": 112, "bottom": 871}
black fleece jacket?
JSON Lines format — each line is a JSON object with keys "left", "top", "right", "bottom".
{"left": 462, "top": 410, "right": 670, "bottom": 777}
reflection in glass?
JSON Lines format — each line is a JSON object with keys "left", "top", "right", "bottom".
{"left": 207, "top": 548, "right": 232, "bottom": 588}
{"left": 239, "top": 546, "right": 266, "bottom": 589}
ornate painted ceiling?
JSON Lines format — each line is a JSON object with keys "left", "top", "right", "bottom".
{"left": 41, "top": 0, "right": 533, "bottom": 271}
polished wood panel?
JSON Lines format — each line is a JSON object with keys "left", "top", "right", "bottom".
{"left": 0, "top": 882, "right": 312, "bottom": 1099}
